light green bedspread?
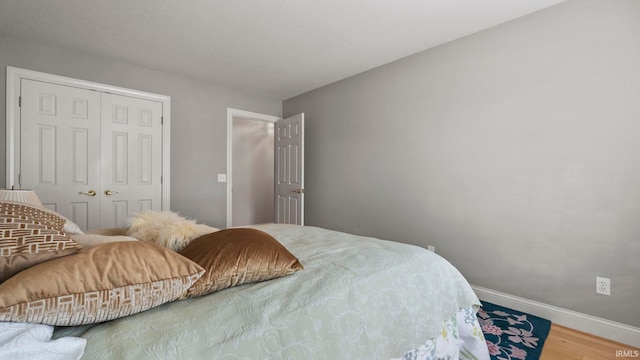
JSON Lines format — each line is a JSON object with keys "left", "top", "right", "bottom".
{"left": 55, "top": 224, "right": 480, "bottom": 359}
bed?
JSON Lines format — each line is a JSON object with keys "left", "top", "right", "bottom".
{"left": 0, "top": 202, "right": 489, "bottom": 359}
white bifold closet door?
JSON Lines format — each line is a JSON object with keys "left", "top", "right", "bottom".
{"left": 20, "top": 79, "right": 163, "bottom": 230}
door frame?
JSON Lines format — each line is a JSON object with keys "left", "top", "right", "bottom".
{"left": 226, "top": 108, "right": 281, "bottom": 228}
{"left": 5, "top": 66, "right": 171, "bottom": 209}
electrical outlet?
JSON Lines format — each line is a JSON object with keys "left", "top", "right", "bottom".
{"left": 427, "top": 245, "right": 435, "bottom": 253}
{"left": 596, "top": 277, "right": 610, "bottom": 296}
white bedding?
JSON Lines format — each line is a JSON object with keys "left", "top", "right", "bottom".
{"left": 0, "top": 322, "right": 85, "bottom": 360}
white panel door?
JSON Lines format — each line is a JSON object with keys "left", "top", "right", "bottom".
{"left": 101, "top": 93, "right": 163, "bottom": 228}
{"left": 275, "top": 113, "right": 304, "bottom": 225}
{"left": 20, "top": 79, "right": 102, "bottom": 230}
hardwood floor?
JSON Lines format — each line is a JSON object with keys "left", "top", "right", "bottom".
{"left": 540, "top": 324, "right": 639, "bottom": 360}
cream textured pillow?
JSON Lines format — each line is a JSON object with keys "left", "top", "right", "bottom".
{"left": 70, "top": 233, "right": 138, "bottom": 249}
{"left": 127, "top": 210, "right": 218, "bottom": 251}
{"left": 179, "top": 228, "right": 303, "bottom": 299}
{"left": 0, "top": 241, "right": 204, "bottom": 326}
{"left": 0, "top": 201, "right": 81, "bottom": 283}
{"left": 61, "top": 218, "right": 84, "bottom": 235}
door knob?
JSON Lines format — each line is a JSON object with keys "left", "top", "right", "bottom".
{"left": 79, "top": 190, "right": 97, "bottom": 197}
{"left": 292, "top": 189, "right": 304, "bottom": 194}
{"left": 104, "top": 190, "right": 119, "bottom": 196}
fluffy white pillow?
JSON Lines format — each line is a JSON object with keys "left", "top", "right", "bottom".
{"left": 126, "top": 210, "right": 218, "bottom": 251}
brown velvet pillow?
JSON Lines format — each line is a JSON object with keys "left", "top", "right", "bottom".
{"left": 179, "top": 228, "right": 303, "bottom": 298}
{"left": 0, "top": 201, "right": 81, "bottom": 283}
{"left": 0, "top": 241, "right": 204, "bottom": 326}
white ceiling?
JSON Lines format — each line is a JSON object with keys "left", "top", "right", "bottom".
{"left": 0, "top": 0, "right": 566, "bottom": 100}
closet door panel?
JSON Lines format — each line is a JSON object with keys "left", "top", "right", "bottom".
{"left": 20, "top": 79, "right": 101, "bottom": 230}
{"left": 101, "top": 93, "right": 163, "bottom": 228}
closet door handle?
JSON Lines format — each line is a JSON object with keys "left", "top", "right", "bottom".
{"left": 104, "top": 190, "right": 119, "bottom": 196}
{"left": 79, "top": 190, "right": 97, "bottom": 197}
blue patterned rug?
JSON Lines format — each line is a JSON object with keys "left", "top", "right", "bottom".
{"left": 478, "top": 301, "right": 551, "bottom": 360}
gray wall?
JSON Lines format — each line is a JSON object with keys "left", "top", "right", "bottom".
{"left": 0, "top": 34, "right": 282, "bottom": 229}
{"left": 284, "top": 0, "right": 640, "bottom": 327}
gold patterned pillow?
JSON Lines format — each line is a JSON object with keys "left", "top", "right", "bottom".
{"left": 0, "top": 241, "right": 205, "bottom": 326}
{"left": 0, "top": 201, "right": 81, "bottom": 283}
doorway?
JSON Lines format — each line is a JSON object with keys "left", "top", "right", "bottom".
{"left": 226, "top": 109, "right": 280, "bottom": 228}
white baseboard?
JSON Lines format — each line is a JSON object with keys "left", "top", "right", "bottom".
{"left": 471, "top": 285, "right": 640, "bottom": 348}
